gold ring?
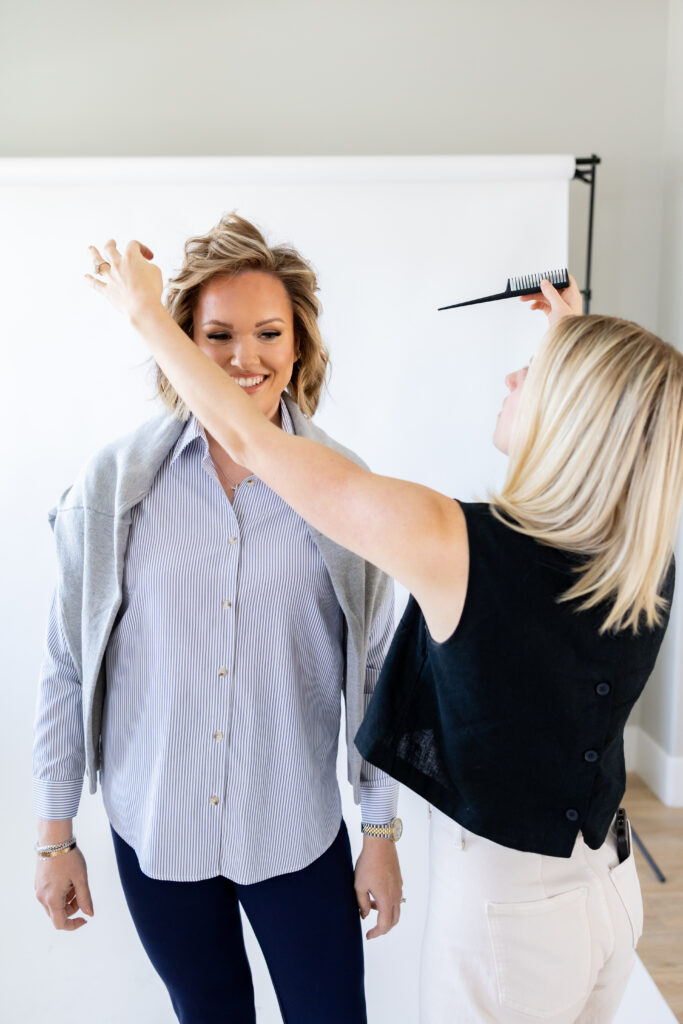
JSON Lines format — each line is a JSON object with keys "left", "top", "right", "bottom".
{"left": 95, "top": 261, "right": 109, "bottom": 275}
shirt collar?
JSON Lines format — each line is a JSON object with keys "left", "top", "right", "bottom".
{"left": 279, "top": 396, "right": 295, "bottom": 436}
{"left": 169, "top": 414, "right": 207, "bottom": 466}
{"left": 170, "top": 396, "right": 295, "bottom": 466}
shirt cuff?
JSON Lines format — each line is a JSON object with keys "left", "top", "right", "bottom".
{"left": 33, "top": 778, "right": 83, "bottom": 820}
{"left": 360, "top": 783, "right": 399, "bottom": 825}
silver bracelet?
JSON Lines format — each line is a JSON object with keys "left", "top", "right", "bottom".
{"left": 35, "top": 836, "right": 76, "bottom": 855}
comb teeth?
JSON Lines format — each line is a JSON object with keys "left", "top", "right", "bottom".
{"left": 437, "top": 266, "right": 570, "bottom": 312}
{"left": 509, "top": 268, "right": 569, "bottom": 292}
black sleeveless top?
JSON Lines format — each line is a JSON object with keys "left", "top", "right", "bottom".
{"left": 355, "top": 502, "right": 675, "bottom": 857}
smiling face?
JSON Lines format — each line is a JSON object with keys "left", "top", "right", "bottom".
{"left": 493, "top": 365, "right": 529, "bottom": 454}
{"left": 192, "top": 270, "right": 298, "bottom": 425}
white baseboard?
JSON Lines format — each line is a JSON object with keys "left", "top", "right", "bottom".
{"left": 624, "top": 725, "right": 683, "bottom": 806}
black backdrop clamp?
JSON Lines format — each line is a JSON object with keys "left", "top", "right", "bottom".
{"left": 573, "top": 155, "right": 601, "bottom": 314}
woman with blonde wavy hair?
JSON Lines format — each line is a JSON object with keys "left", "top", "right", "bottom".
{"left": 33, "top": 214, "right": 404, "bottom": 1024}
{"left": 85, "top": 241, "right": 681, "bottom": 1024}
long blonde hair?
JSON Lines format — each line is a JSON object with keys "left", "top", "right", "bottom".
{"left": 158, "top": 213, "right": 329, "bottom": 418}
{"left": 491, "top": 314, "right": 683, "bottom": 634}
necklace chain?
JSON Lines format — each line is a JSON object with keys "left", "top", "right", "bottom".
{"left": 213, "top": 459, "right": 240, "bottom": 492}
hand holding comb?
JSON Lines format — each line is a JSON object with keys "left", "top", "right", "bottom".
{"left": 438, "top": 268, "right": 570, "bottom": 311}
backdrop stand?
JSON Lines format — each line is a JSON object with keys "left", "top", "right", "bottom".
{"left": 573, "top": 155, "right": 600, "bottom": 314}
{"left": 632, "top": 828, "right": 667, "bottom": 883}
{"left": 574, "top": 154, "right": 667, "bottom": 884}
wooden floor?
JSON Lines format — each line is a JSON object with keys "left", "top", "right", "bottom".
{"left": 624, "top": 773, "right": 683, "bottom": 1022}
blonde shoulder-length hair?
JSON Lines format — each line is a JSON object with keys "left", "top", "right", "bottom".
{"left": 157, "top": 213, "right": 329, "bottom": 418}
{"left": 491, "top": 314, "right": 683, "bottom": 634}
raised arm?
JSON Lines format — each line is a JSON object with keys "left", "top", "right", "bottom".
{"left": 139, "top": 302, "right": 466, "bottom": 639}
{"left": 88, "top": 240, "right": 468, "bottom": 641}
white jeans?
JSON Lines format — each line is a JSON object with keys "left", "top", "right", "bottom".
{"left": 420, "top": 807, "right": 643, "bottom": 1024}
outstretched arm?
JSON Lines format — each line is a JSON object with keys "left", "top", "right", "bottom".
{"left": 86, "top": 241, "right": 577, "bottom": 640}
{"left": 140, "top": 301, "right": 466, "bottom": 639}
{"left": 87, "top": 239, "right": 467, "bottom": 641}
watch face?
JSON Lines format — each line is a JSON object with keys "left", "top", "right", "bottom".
{"left": 392, "top": 817, "right": 403, "bottom": 842}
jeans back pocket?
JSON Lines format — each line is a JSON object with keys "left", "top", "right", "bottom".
{"left": 486, "top": 886, "right": 592, "bottom": 1018}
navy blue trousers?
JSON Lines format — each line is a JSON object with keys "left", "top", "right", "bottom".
{"left": 111, "top": 822, "right": 367, "bottom": 1024}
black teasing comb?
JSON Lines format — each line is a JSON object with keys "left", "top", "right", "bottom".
{"left": 438, "top": 268, "right": 570, "bottom": 311}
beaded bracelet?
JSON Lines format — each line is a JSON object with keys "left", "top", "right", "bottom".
{"left": 35, "top": 836, "right": 76, "bottom": 857}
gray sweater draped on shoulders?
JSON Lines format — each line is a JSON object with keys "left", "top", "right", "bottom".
{"left": 49, "top": 393, "right": 392, "bottom": 802}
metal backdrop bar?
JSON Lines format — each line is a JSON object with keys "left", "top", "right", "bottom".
{"left": 573, "top": 155, "right": 601, "bottom": 314}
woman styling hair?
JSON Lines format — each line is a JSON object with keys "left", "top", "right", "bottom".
{"left": 83, "top": 240, "right": 682, "bottom": 1024}
{"left": 33, "top": 215, "right": 403, "bottom": 1024}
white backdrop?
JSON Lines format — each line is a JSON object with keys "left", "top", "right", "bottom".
{"left": 2, "top": 156, "right": 576, "bottom": 1023}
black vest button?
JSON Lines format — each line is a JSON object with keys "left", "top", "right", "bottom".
{"left": 595, "top": 682, "right": 611, "bottom": 696}
{"left": 584, "top": 749, "right": 599, "bottom": 763}
{"left": 565, "top": 808, "right": 579, "bottom": 822}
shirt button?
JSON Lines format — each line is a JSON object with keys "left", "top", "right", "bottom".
{"left": 565, "top": 808, "right": 580, "bottom": 822}
{"left": 584, "top": 749, "right": 599, "bottom": 763}
{"left": 209, "top": 795, "right": 220, "bottom": 806}
{"left": 229, "top": 537, "right": 238, "bottom": 545}
{"left": 246, "top": 479, "right": 255, "bottom": 487}
{"left": 595, "top": 682, "right": 611, "bottom": 696}
{"left": 213, "top": 731, "right": 224, "bottom": 742}
{"left": 218, "top": 667, "right": 228, "bottom": 677}
{"left": 221, "top": 600, "right": 232, "bottom": 610}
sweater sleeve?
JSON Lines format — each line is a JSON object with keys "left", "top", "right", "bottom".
{"left": 32, "top": 590, "right": 85, "bottom": 819}
{"left": 359, "top": 583, "right": 400, "bottom": 824}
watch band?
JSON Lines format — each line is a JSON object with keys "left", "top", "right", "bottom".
{"left": 361, "top": 817, "right": 403, "bottom": 842}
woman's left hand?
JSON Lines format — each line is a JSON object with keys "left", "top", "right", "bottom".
{"left": 354, "top": 837, "right": 404, "bottom": 939}
{"left": 86, "top": 239, "right": 164, "bottom": 323}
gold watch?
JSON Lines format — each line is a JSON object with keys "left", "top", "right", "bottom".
{"left": 361, "top": 817, "right": 403, "bottom": 842}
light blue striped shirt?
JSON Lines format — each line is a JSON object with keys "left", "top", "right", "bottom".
{"left": 34, "top": 401, "right": 398, "bottom": 883}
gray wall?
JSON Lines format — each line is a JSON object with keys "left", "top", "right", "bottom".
{"left": 0, "top": 0, "right": 669, "bottom": 326}
{"left": 2, "top": 0, "right": 681, "bottom": 755}
{"left": 643, "top": 0, "right": 683, "bottom": 760}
